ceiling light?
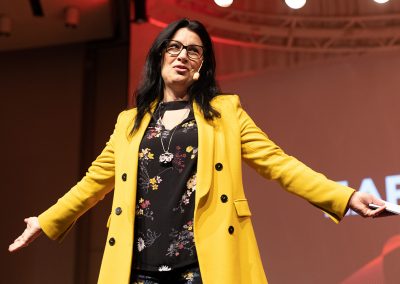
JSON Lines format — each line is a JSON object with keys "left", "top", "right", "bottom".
{"left": 214, "top": 0, "right": 233, "bottom": 8}
{"left": 374, "top": 0, "right": 390, "bottom": 3}
{"left": 285, "top": 0, "right": 306, "bottom": 9}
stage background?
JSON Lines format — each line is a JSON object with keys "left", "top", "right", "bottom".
{"left": 1, "top": 2, "right": 400, "bottom": 283}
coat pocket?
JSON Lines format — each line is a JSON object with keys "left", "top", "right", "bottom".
{"left": 234, "top": 199, "right": 252, "bottom": 217}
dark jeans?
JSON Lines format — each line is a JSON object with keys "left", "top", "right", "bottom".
{"left": 130, "top": 263, "right": 202, "bottom": 284}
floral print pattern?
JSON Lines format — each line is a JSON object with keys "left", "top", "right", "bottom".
{"left": 134, "top": 101, "right": 198, "bottom": 272}
{"left": 158, "top": 265, "right": 172, "bottom": 272}
{"left": 139, "top": 148, "right": 154, "bottom": 161}
{"left": 149, "top": 176, "right": 162, "bottom": 190}
{"left": 130, "top": 265, "right": 202, "bottom": 283}
{"left": 172, "top": 146, "right": 187, "bottom": 173}
{"left": 173, "top": 174, "right": 197, "bottom": 213}
{"left": 137, "top": 229, "right": 161, "bottom": 252}
{"left": 166, "top": 220, "right": 195, "bottom": 257}
{"left": 182, "top": 269, "right": 201, "bottom": 283}
{"left": 138, "top": 148, "right": 156, "bottom": 193}
{"left": 181, "top": 120, "right": 196, "bottom": 133}
{"left": 186, "top": 145, "right": 198, "bottom": 159}
{"left": 145, "top": 121, "right": 162, "bottom": 140}
{"left": 136, "top": 198, "right": 154, "bottom": 220}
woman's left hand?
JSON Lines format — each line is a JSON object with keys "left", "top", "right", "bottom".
{"left": 348, "top": 191, "right": 386, "bottom": 217}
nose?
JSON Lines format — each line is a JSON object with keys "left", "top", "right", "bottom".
{"left": 177, "top": 48, "right": 189, "bottom": 62}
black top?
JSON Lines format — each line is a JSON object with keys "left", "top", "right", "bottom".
{"left": 133, "top": 101, "right": 198, "bottom": 272}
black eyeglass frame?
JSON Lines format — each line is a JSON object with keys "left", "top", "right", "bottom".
{"left": 163, "top": 39, "right": 205, "bottom": 60}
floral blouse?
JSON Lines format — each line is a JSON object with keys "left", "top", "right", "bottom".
{"left": 133, "top": 101, "right": 198, "bottom": 272}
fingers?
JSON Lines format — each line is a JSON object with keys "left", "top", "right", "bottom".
{"left": 371, "top": 205, "right": 387, "bottom": 217}
{"left": 371, "top": 196, "right": 385, "bottom": 206}
{"left": 366, "top": 205, "right": 386, "bottom": 217}
{"left": 9, "top": 229, "right": 32, "bottom": 252}
{"left": 365, "top": 194, "right": 386, "bottom": 216}
{"left": 9, "top": 234, "right": 28, "bottom": 252}
{"left": 348, "top": 192, "right": 387, "bottom": 218}
{"left": 9, "top": 217, "right": 42, "bottom": 253}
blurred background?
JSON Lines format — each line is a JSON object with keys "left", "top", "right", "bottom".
{"left": 1, "top": 0, "right": 400, "bottom": 283}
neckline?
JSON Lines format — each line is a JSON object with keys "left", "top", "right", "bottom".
{"left": 159, "top": 100, "right": 190, "bottom": 111}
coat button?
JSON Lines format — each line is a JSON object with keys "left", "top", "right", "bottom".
{"left": 215, "top": 163, "right": 223, "bottom": 171}
{"left": 115, "top": 207, "right": 122, "bottom": 215}
{"left": 109, "top": 237, "right": 115, "bottom": 246}
{"left": 228, "top": 226, "right": 234, "bottom": 234}
{"left": 220, "top": 194, "right": 228, "bottom": 203}
{"left": 122, "top": 173, "right": 127, "bottom": 181}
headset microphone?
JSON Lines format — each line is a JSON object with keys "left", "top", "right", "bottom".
{"left": 193, "top": 61, "right": 204, "bottom": 81}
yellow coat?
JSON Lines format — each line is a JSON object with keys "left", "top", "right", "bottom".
{"left": 38, "top": 95, "right": 354, "bottom": 284}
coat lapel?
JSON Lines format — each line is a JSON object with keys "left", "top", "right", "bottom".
{"left": 193, "top": 102, "right": 214, "bottom": 201}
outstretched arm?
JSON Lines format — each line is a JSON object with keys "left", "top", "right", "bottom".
{"left": 231, "top": 95, "right": 385, "bottom": 222}
{"left": 9, "top": 217, "right": 42, "bottom": 252}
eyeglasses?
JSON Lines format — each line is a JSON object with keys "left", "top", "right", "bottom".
{"left": 164, "top": 39, "right": 205, "bottom": 60}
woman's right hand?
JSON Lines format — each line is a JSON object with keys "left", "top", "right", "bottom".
{"left": 9, "top": 217, "right": 43, "bottom": 252}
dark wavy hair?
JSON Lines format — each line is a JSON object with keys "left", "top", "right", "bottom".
{"left": 131, "top": 18, "right": 220, "bottom": 133}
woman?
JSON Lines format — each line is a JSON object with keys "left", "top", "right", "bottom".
{"left": 9, "top": 19, "right": 385, "bottom": 284}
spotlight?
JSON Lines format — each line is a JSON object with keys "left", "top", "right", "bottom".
{"left": 64, "top": 6, "right": 79, "bottom": 28}
{"left": 285, "top": 0, "right": 306, "bottom": 9}
{"left": 374, "top": 0, "right": 390, "bottom": 3}
{"left": 214, "top": 0, "right": 233, "bottom": 8}
{"left": 0, "top": 15, "right": 11, "bottom": 37}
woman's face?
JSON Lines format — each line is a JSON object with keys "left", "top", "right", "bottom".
{"left": 161, "top": 28, "right": 204, "bottom": 94}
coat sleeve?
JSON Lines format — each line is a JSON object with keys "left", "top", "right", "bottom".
{"left": 38, "top": 111, "right": 126, "bottom": 241}
{"left": 232, "top": 95, "right": 354, "bottom": 223}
